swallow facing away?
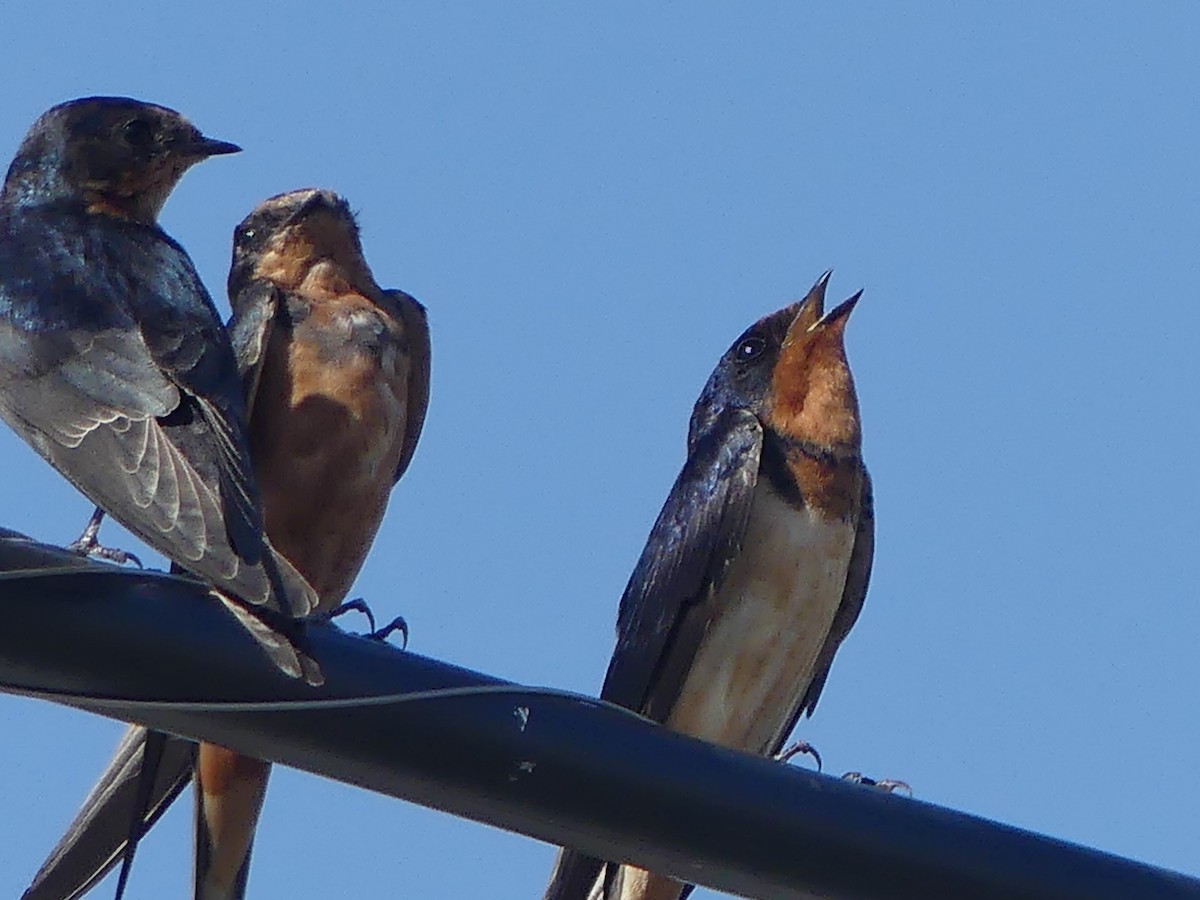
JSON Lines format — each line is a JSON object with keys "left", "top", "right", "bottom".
{"left": 22, "top": 188, "right": 431, "bottom": 900}
{"left": 0, "top": 97, "right": 321, "bottom": 680}
{"left": 543, "top": 273, "right": 872, "bottom": 900}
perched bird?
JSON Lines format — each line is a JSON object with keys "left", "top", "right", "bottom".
{"left": 22, "top": 188, "right": 431, "bottom": 900}
{"left": 0, "top": 97, "right": 320, "bottom": 680}
{"left": 543, "top": 273, "right": 872, "bottom": 900}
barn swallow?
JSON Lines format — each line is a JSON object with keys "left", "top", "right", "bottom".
{"left": 0, "top": 97, "right": 321, "bottom": 681}
{"left": 543, "top": 272, "right": 872, "bottom": 900}
{"left": 22, "top": 189, "right": 431, "bottom": 900}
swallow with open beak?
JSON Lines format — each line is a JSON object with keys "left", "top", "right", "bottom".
{"left": 543, "top": 273, "right": 873, "bottom": 900}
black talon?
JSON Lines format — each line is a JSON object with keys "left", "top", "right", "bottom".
{"left": 775, "top": 740, "right": 822, "bottom": 773}
{"left": 67, "top": 506, "right": 143, "bottom": 567}
{"left": 842, "top": 772, "right": 912, "bottom": 795}
{"left": 370, "top": 615, "right": 409, "bottom": 648}
{"left": 326, "top": 597, "right": 378, "bottom": 633}
{"left": 81, "top": 544, "right": 143, "bottom": 567}
{"left": 323, "top": 600, "right": 408, "bottom": 647}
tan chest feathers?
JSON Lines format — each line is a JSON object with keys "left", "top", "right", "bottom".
{"left": 248, "top": 322, "right": 411, "bottom": 607}
{"left": 666, "top": 486, "right": 857, "bottom": 754}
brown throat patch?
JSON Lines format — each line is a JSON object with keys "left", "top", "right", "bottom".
{"left": 253, "top": 212, "right": 376, "bottom": 296}
{"left": 761, "top": 428, "right": 864, "bottom": 522}
{"left": 768, "top": 327, "right": 860, "bottom": 450}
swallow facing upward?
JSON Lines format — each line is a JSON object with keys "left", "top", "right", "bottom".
{"left": 543, "top": 273, "right": 872, "bottom": 900}
{"left": 22, "top": 188, "right": 431, "bottom": 900}
{"left": 0, "top": 97, "right": 320, "bottom": 679}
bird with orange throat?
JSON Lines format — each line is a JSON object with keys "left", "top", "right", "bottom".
{"left": 543, "top": 272, "right": 872, "bottom": 900}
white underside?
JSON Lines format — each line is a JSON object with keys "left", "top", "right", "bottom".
{"left": 606, "top": 482, "right": 857, "bottom": 900}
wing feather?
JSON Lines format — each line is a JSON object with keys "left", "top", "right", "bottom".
{"left": 544, "top": 408, "right": 762, "bottom": 900}
{"left": 0, "top": 316, "right": 312, "bottom": 612}
{"left": 602, "top": 407, "right": 762, "bottom": 718}
{"left": 20, "top": 728, "right": 195, "bottom": 900}
{"left": 384, "top": 289, "right": 431, "bottom": 483}
{"left": 226, "top": 281, "right": 278, "bottom": 421}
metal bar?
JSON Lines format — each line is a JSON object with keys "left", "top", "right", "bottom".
{"left": 1, "top": 528, "right": 1196, "bottom": 900}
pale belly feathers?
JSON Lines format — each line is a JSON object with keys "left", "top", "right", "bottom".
{"left": 665, "top": 482, "right": 857, "bottom": 755}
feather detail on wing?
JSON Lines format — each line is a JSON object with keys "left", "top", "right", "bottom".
{"left": 383, "top": 289, "right": 430, "bottom": 484}
{"left": 603, "top": 407, "right": 762, "bottom": 719}
{"left": 544, "top": 408, "right": 762, "bottom": 900}
{"left": 0, "top": 322, "right": 315, "bottom": 614}
{"left": 21, "top": 727, "right": 195, "bottom": 900}
{"left": 226, "top": 281, "right": 279, "bottom": 421}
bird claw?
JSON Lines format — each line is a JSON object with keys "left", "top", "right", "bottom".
{"left": 326, "top": 597, "right": 378, "bottom": 633}
{"left": 68, "top": 540, "right": 143, "bottom": 568}
{"left": 841, "top": 772, "right": 912, "bottom": 796}
{"left": 775, "top": 739, "right": 822, "bottom": 773}
{"left": 68, "top": 508, "right": 143, "bottom": 567}
{"left": 370, "top": 615, "right": 409, "bottom": 649}
{"left": 324, "top": 600, "right": 409, "bottom": 648}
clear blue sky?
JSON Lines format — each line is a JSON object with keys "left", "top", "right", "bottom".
{"left": 2, "top": 5, "right": 1198, "bottom": 898}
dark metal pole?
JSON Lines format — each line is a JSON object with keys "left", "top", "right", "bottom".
{"left": 1, "top": 528, "right": 1197, "bottom": 900}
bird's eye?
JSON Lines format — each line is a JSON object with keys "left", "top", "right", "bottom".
{"left": 121, "top": 118, "right": 154, "bottom": 148}
{"left": 238, "top": 227, "right": 257, "bottom": 245}
{"left": 735, "top": 337, "right": 766, "bottom": 362}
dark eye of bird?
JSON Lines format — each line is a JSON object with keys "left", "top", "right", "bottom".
{"left": 121, "top": 118, "right": 155, "bottom": 148}
{"left": 736, "top": 337, "right": 766, "bottom": 362}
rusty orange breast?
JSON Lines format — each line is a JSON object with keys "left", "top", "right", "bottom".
{"left": 248, "top": 293, "right": 412, "bottom": 608}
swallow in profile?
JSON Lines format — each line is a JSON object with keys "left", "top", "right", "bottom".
{"left": 543, "top": 273, "right": 872, "bottom": 900}
{"left": 22, "top": 188, "right": 431, "bottom": 900}
{"left": 0, "top": 97, "right": 321, "bottom": 681}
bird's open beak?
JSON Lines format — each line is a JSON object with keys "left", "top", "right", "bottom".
{"left": 818, "top": 290, "right": 862, "bottom": 328}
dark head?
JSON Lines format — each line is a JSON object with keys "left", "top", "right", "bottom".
{"left": 689, "top": 271, "right": 863, "bottom": 451}
{"left": 228, "top": 188, "right": 370, "bottom": 299}
{"left": 1, "top": 96, "right": 240, "bottom": 222}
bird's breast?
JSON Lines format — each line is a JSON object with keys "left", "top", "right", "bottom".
{"left": 248, "top": 298, "right": 411, "bottom": 607}
{"left": 665, "top": 483, "right": 857, "bottom": 754}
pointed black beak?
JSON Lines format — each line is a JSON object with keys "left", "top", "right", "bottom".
{"left": 821, "top": 289, "right": 863, "bottom": 326}
{"left": 285, "top": 190, "right": 338, "bottom": 225}
{"left": 298, "top": 191, "right": 328, "bottom": 216}
{"left": 189, "top": 135, "right": 242, "bottom": 157}
{"left": 802, "top": 269, "right": 834, "bottom": 317}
